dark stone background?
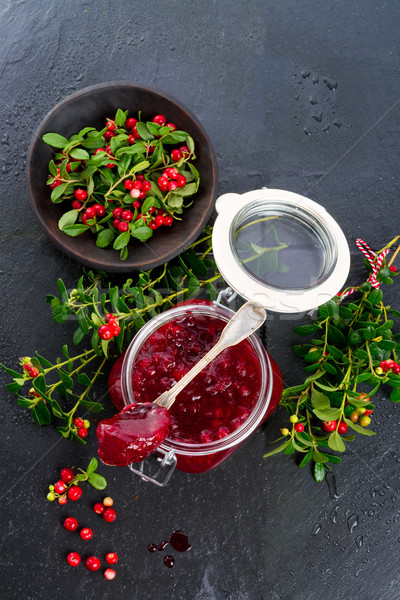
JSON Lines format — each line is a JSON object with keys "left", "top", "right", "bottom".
{"left": 1, "top": 1, "right": 400, "bottom": 599}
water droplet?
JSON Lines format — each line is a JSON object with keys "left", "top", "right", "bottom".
{"left": 347, "top": 514, "right": 359, "bottom": 534}
{"left": 368, "top": 509, "right": 375, "bottom": 517}
{"left": 326, "top": 472, "right": 339, "bottom": 499}
{"left": 312, "top": 111, "right": 323, "bottom": 123}
{"left": 304, "top": 127, "right": 311, "bottom": 136}
{"left": 333, "top": 119, "right": 342, "bottom": 128}
{"left": 323, "top": 76, "right": 338, "bottom": 90}
{"left": 379, "top": 490, "right": 385, "bottom": 496}
{"left": 301, "top": 69, "right": 311, "bottom": 79}
{"left": 312, "top": 73, "right": 319, "bottom": 84}
{"left": 312, "top": 523, "right": 322, "bottom": 536}
{"left": 310, "top": 95, "right": 318, "bottom": 105}
{"left": 356, "top": 535, "right": 363, "bottom": 549}
{"left": 330, "top": 506, "right": 339, "bottom": 523}
{"left": 322, "top": 124, "right": 330, "bottom": 132}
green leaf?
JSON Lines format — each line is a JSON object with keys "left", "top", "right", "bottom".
{"left": 70, "top": 148, "right": 90, "bottom": 160}
{"left": 130, "top": 225, "right": 153, "bottom": 242}
{"left": 79, "top": 399, "right": 103, "bottom": 413}
{"left": 368, "top": 288, "right": 383, "bottom": 305}
{"left": 113, "top": 230, "right": 130, "bottom": 250}
{"left": 63, "top": 224, "right": 90, "bottom": 237}
{"left": 42, "top": 132, "right": 69, "bottom": 148}
{"left": 86, "top": 457, "right": 98, "bottom": 474}
{"left": 314, "top": 462, "right": 325, "bottom": 481}
{"left": 311, "top": 389, "right": 330, "bottom": 410}
{"left": 35, "top": 353, "right": 53, "bottom": 368}
{"left": 57, "top": 278, "right": 69, "bottom": 302}
{"left": 186, "top": 135, "right": 195, "bottom": 154}
{"left": 187, "top": 276, "right": 201, "bottom": 298}
{"left": 77, "top": 373, "right": 91, "bottom": 386}
{"left": 318, "top": 299, "right": 338, "bottom": 318}
{"left": 327, "top": 325, "right": 347, "bottom": 347}
{"left": 313, "top": 450, "right": 329, "bottom": 464}
{"left": 390, "top": 387, "right": 400, "bottom": 402}
{"left": 59, "top": 209, "right": 79, "bottom": 231}
{"left": 294, "top": 324, "right": 320, "bottom": 336}
{"left": 35, "top": 400, "right": 51, "bottom": 425}
{"left": 326, "top": 344, "right": 344, "bottom": 359}
{"left": 299, "top": 449, "right": 313, "bottom": 467}
{"left": 115, "top": 108, "right": 128, "bottom": 127}
{"left": 52, "top": 304, "right": 71, "bottom": 323}
{"left": 32, "top": 374, "right": 46, "bottom": 396}
{"left": 344, "top": 418, "right": 376, "bottom": 436}
{"left": 313, "top": 407, "right": 342, "bottom": 421}
{"left": 0, "top": 364, "right": 22, "bottom": 378}
{"left": 57, "top": 368, "right": 73, "bottom": 389}
{"left": 167, "top": 193, "right": 184, "bottom": 208}
{"left": 136, "top": 122, "right": 154, "bottom": 140}
{"left": 263, "top": 440, "right": 290, "bottom": 457}
{"left": 328, "top": 431, "right": 346, "bottom": 452}
{"left": 179, "top": 182, "right": 197, "bottom": 197}
{"left": 50, "top": 182, "right": 68, "bottom": 202}
{"left": 88, "top": 472, "right": 107, "bottom": 490}
{"left": 96, "top": 228, "right": 115, "bottom": 248}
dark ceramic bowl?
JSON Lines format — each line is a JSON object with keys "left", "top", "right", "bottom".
{"left": 27, "top": 82, "right": 218, "bottom": 272}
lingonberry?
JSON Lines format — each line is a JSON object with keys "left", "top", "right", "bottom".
{"left": 94, "top": 502, "right": 105, "bottom": 515}
{"left": 168, "top": 180, "right": 178, "bottom": 191}
{"left": 94, "top": 147, "right": 105, "bottom": 155}
{"left": 58, "top": 495, "right": 67, "bottom": 505}
{"left": 47, "top": 492, "right": 55, "bottom": 501}
{"left": 106, "top": 552, "right": 118, "bottom": 564}
{"left": 126, "top": 117, "right": 137, "bottom": 129}
{"left": 142, "top": 180, "right": 151, "bottom": 192}
{"left": 84, "top": 419, "right": 90, "bottom": 428}
{"left": 103, "top": 496, "right": 114, "bottom": 507}
{"left": 359, "top": 415, "right": 371, "bottom": 427}
{"left": 61, "top": 468, "right": 75, "bottom": 483}
{"left": 103, "top": 507, "right": 117, "bottom": 522}
{"left": 105, "top": 313, "right": 115, "bottom": 322}
{"left": 50, "top": 179, "right": 62, "bottom": 190}
{"left": 155, "top": 215, "right": 165, "bottom": 227}
{"left": 80, "top": 527, "right": 93, "bottom": 541}
{"left": 74, "top": 189, "right": 87, "bottom": 201}
{"left": 166, "top": 167, "right": 178, "bottom": 179}
{"left": 105, "top": 145, "right": 113, "bottom": 154}
{"left": 106, "top": 162, "right": 115, "bottom": 169}
{"left": 67, "top": 485, "right": 83, "bottom": 501}
{"left": 107, "top": 121, "right": 116, "bottom": 131}
{"left": 129, "top": 188, "right": 141, "bottom": 198}
{"left": 176, "top": 174, "right": 186, "bottom": 187}
{"left": 165, "top": 122, "right": 176, "bottom": 131}
{"left": 54, "top": 480, "right": 66, "bottom": 494}
{"left": 137, "top": 214, "right": 147, "bottom": 223}
{"left": 77, "top": 427, "right": 88, "bottom": 439}
{"left": 136, "top": 174, "right": 145, "bottom": 181}
{"left": 93, "top": 204, "right": 106, "bottom": 217}
{"left": 338, "top": 421, "right": 348, "bottom": 434}
{"left": 63, "top": 517, "right": 78, "bottom": 532}
{"left": 321, "top": 420, "right": 337, "bottom": 432}
{"left": 85, "top": 207, "right": 96, "bottom": 219}
{"left": 104, "top": 130, "right": 115, "bottom": 141}
{"left": 128, "top": 134, "right": 136, "bottom": 145}
{"left": 133, "top": 180, "right": 142, "bottom": 190}
{"left": 104, "top": 568, "right": 116, "bottom": 580}
{"left": 121, "top": 210, "right": 133, "bottom": 222}
{"left": 124, "top": 179, "right": 133, "bottom": 190}
{"left": 117, "top": 221, "right": 129, "bottom": 233}
{"left": 147, "top": 206, "right": 156, "bottom": 215}
{"left": 30, "top": 367, "right": 39, "bottom": 378}
{"left": 132, "top": 200, "right": 141, "bottom": 209}
{"left": 149, "top": 221, "right": 158, "bottom": 230}
{"left": 110, "top": 325, "right": 121, "bottom": 337}
{"left": 157, "top": 176, "right": 169, "bottom": 191}
{"left": 153, "top": 114, "right": 166, "bottom": 126}
{"left": 98, "top": 325, "right": 113, "bottom": 340}
{"left": 113, "top": 218, "right": 121, "bottom": 230}
{"left": 139, "top": 190, "right": 146, "bottom": 199}
{"left": 85, "top": 556, "right": 101, "bottom": 572}
{"left": 112, "top": 207, "right": 123, "bottom": 219}
{"left": 393, "top": 364, "right": 400, "bottom": 375}
{"left": 349, "top": 411, "right": 359, "bottom": 423}
{"left": 294, "top": 422, "right": 304, "bottom": 433}
{"left": 72, "top": 200, "right": 82, "bottom": 210}
{"left": 280, "top": 428, "right": 290, "bottom": 436}
{"left": 389, "top": 265, "right": 397, "bottom": 272}
{"left": 289, "top": 415, "right": 298, "bottom": 423}
{"left": 73, "top": 417, "right": 85, "bottom": 428}
{"left": 171, "top": 149, "right": 183, "bottom": 161}
{"left": 67, "top": 552, "right": 81, "bottom": 567}
{"left": 179, "top": 145, "right": 190, "bottom": 155}
{"left": 131, "top": 125, "right": 140, "bottom": 139}
{"left": 164, "top": 215, "right": 173, "bottom": 226}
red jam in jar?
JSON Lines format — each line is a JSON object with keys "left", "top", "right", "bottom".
{"left": 120, "top": 300, "right": 282, "bottom": 474}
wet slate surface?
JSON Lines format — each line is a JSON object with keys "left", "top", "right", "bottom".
{"left": 1, "top": 1, "right": 400, "bottom": 599}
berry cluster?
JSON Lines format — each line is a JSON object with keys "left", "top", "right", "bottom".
{"left": 379, "top": 359, "right": 400, "bottom": 375}
{"left": 98, "top": 313, "right": 121, "bottom": 341}
{"left": 73, "top": 416, "right": 90, "bottom": 440}
{"left": 22, "top": 358, "right": 39, "bottom": 379}
{"left": 47, "top": 466, "right": 83, "bottom": 504}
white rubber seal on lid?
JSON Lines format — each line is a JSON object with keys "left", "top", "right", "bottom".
{"left": 212, "top": 188, "right": 350, "bottom": 314}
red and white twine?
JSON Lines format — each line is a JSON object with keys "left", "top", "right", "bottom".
{"left": 338, "top": 239, "right": 390, "bottom": 302}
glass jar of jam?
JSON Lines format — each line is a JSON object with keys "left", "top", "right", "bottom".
{"left": 120, "top": 299, "right": 282, "bottom": 483}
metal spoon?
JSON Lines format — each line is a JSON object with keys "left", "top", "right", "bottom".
{"left": 153, "top": 301, "right": 266, "bottom": 410}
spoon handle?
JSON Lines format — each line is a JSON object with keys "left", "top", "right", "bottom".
{"left": 154, "top": 302, "right": 266, "bottom": 410}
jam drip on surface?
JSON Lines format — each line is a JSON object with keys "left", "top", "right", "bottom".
{"left": 96, "top": 402, "right": 170, "bottom": 466}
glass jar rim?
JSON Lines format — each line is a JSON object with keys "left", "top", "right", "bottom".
{"left": 121, "top": 301, "right": 274, "bottom": 455}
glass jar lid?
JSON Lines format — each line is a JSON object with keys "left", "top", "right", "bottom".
{"left": 212, "top": 189, "right": 350, "bottom": 313}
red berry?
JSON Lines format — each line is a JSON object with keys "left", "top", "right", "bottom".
{"left": 67, "top": 486, "right": 83, "bottom": 501}
{"left": 74, "top": 189, "right": 87, "bottom": 201}
{"left": 133, "top": 180, "right": 142, "bottom": 190}
{"left": 93, "top": 204, "right": 106, "bottom": 217}
{"left": 294, "top": 422, "right": 304, "bottom": 433}
{"left": 106, "top": 162, "right": 115, "bottom": 169}
{"left": 167, "top": 167, "right": 178, "bottom": 179}
{"left": 113, "top": 208, "right": 123, "bottom": 218}
{"left": 77, "top": 427, "right": 88, "bottom": 439}
{"left": 30, "top": 367, "right": 39, "bottom": 378}
{"left": 142, "top": 180, "right": 151, "bottom": 192}
{"left": 54, "top": 480, "right": 66, "bottom": 494}
{"left": 104, "top": 568, "right": 116, "bottom": 580}
{"left": 164, "top": 215, "right": 173, "bottom": 226}
{"left": 171, "top": 149, "right": 183, "bottom": 161}
{"left": 149, "top": 221, "right": 158, "bottom": 230}
{"left": 176, "top": 174, "right": 186, "bottom": 188}
{"left": 103, "top": 507, "right": 117, "bottom": 523}
{"left": 50, "top": 179, "right": 62, "bottom": 190}
{"left": 98, "top": 325, "right": 113, "bottom": 340}
{"left": 364, "top": 409, "right": 373, "bottom": 416}
{"left": 127, "top": 134, "right": 136, "bottom": 145}
{"left": 138, "top": 190, "right": 146, "bottom": 199}
{"left": 148, "top": 206, "right": 156, "bottom": 215}
{"left": 85, "top": 207, "right": 96, "bottom": 219}
{"left": 131, "top": 125, "right": 140, "bottom": 139}
{"left": 165, "top": 122, "right": 176, "bottom": 131}
{"left": 117, "top": 221, "right": 129, "bottom": 233}
{"left": 321, "top": 420, "right": 337, "bottom": 433}
{"left": 105, "top": 145, "right": 113, "bottom": 154}
{"left": 129, "top": 188, "right": 141, "bottom": 199}
{"left": 63, "top": 517, "right": 78, "bottom": 532}
{"left": 155, "top": 215, "right": 165, "bottom": 227}
{"left": 389, "top": 265, "right": 397, "bottom": 272}
{"left": 73, "top": 417, "right": 85, "bottom": 428}
{"left": 61, "top": 468, "right": 74, "bottom": 483}
{"left": 126, "top": 117, "right": 137, "bottom": 129}
{"left": 393, "top": 364, "right": 400, "bottom": 374}
{"left": 157, "top": 176, "right": 169, "bottom": 191}
{"left": 153, "top": 114, "right": 166, "bottom": 126}
{"left": 121, "top": 210, "right": 133, "bottom": 222}
{"left": 110, "top": 325, "right": 121, "bottom": 337}
{"left": 72, "top": 200, "right": 82, "bottom": 210}
{"left": 106, "top": 552, "right": 118, "bottom": 565}
{"left": 113, "top": 218, "right": 121, "bottom": 230}
{"left": 136, "top": 174, "right": 145, "bottom": 181}
{"left": 168, "top": 180, "right": 178, "bottom": 191}
{"left": 124, "top": 179, "right": 133, "bottom": 190}
{"left": 179, "top": 145, "right": 190, "bottom": 155}
{"left": 67, "top": 552, "right": 81, "bottom": 567}
{"left": 80, "top": 527, "right": 93, "bottom": 541}
{"left": 107, "top": 121, "right": 116, "bottom": 131}
{"left": 337, "top": 421, "right": 348, "bottom": 434}
{"left": 132, "top": 200, "right": 141, "bottom": 209}
{"left": 136, "top": 214, "right": 147, "bottom": 223}
{"left": 104, "top": 313, "right": 114, "bottom": 323}
{"left": 104, "top": 130, "right": 115, "bottom": 141}
{"left": 94, "top": 147, "right": 105, "bottom": 155}
{"left": 94, "top": 502, "right": 105, "bottom": 515}
{"left": 58, "top": 495, "right": 67, "bottom": 505}
{"left": 85, "top": 556, "right": 101, "bottom": 572}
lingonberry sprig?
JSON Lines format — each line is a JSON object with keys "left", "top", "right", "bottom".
{"left": 265, "top": 237, "right": 400, "bottom": 481}
{"left": 47, "top": 458, "right": 107, "bottom": 503}
{"left": 1, "top": 228, "right": 223, "bottom": 441}
{"left": 43, "top": 109, "right": 200, "bottom": 260}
